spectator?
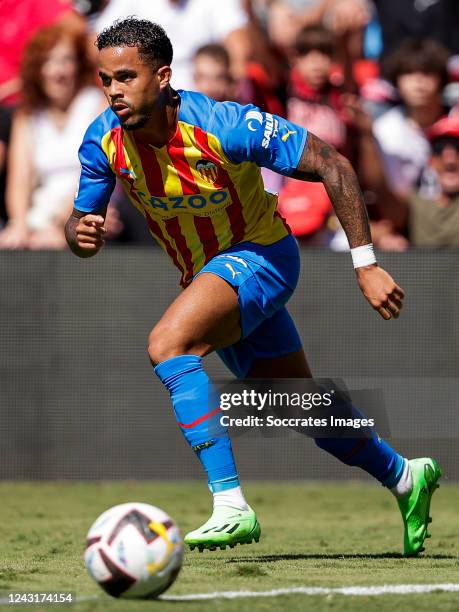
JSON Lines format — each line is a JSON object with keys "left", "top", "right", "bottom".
{"left": 373, "top": 39, "right": 450, "bottom": 196}
{"left": 192, "top": 44, "right": 236, "bottom": 101}
{"left": 278, "top": 25, "right": 351, "bottom": 240}
{"left": 376, "top": 116, "right": 459, "bottom": 247}
{"left": 241, "top": 0, "right": 372, "bottom": 118}
{"left": 0, "top": 0, "right": 84, "bottom": 107}
{"left": 0, "top": 24, "right": 105, "bottom": 250}
{"left": 88, "top": 0, "right": 250, "bottom": 90}
{"left": 286, "top": 25, "right": 349, "bottom": 151}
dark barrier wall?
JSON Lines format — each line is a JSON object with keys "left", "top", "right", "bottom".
{"left": 1, "top": 249, "right": 458, "bottom": 480}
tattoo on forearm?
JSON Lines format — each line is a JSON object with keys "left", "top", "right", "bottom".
{"left": 291, "top": 134, "right": 372, "bottom": 248}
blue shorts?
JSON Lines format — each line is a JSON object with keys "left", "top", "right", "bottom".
{"left": 195, "top": 234, "right": 303, "bottom": 378}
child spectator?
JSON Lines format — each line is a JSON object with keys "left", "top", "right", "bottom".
{"left": 373, "top": 39, "right": 450, "bottom": 196}
{"left": 0, "top": 24, "right": 105, "bottom": 250}
{"left": 286, "top": 25, "right": 348, "bottom": 151}
{"left": 192, "top": 44, "right": 236, "bottom": 102}
{"left": 279, "top": 25, "right": 350, "bottom": 241}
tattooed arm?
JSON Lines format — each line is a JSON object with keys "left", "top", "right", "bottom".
{"left": 291, "top": 132, "right": 371, "bottom": 248}
{"left": 291, "top": 132, "right": 405, "bottom": 320}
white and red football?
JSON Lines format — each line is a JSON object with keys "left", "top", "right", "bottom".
{"left": 84, "top": 502, "right": 184, "bottom": 599}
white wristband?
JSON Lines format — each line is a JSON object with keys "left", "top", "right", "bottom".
{"left": 351, "top": 243, "right": 377, "bottom": 269}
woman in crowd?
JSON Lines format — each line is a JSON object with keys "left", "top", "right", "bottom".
{"left": 0, "top": 23, "right": 105, "bottom": 249}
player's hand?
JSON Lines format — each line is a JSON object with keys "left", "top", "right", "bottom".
{"left": 356, "top": 264, "right": 405, "bottom": 320}
{"left": 75, "top": 214, "right": 106, "bottom": 252}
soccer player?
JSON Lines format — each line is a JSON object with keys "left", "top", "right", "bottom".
{"left": 65, "top": 18, "right": 441, "bottom": 555}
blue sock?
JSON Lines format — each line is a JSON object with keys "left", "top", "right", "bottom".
{"left": 314, "top": 408, "right": 405, "bottom": 488}
{"left": 154, "top": 355, "right": 239, "bottom": 493}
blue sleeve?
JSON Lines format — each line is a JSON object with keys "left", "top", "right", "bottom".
{"left": 74, "top": 120, "right": 116, "bottom": 214}
{"left": 210, "top": 101, "right": 308, "bottom": 175}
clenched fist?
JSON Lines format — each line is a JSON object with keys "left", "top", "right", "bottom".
{"left": 65, "top": 212, "right": 106, "bottom": 258}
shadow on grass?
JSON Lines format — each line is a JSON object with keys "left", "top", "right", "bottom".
{"left": 225, "top": 552, "right": 458, "bottom": 563}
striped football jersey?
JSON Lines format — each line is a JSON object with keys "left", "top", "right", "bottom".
{"left": 74, "top": 90, "right": 308, "bottom": 287}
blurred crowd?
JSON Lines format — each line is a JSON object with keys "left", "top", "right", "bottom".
{"left": 1, "top": 0, "right": 459, "bottom": 251}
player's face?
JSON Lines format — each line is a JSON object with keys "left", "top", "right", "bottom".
{"left": 98, "top": 46, "right": 171, "bottom": 130}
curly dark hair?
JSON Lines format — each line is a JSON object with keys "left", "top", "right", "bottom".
{"left": 382, "top": 38, "right": 450, "bottom": 89}
{"left": 96, "top": 17, "right": 173, "bottom": 70}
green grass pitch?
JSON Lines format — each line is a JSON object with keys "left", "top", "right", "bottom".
{"left": 0, "top": 481, "right": 457, "bottom": 611}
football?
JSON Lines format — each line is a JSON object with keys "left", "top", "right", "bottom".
{"left": 84, "top": 502, "right": 184, "bottom": 599}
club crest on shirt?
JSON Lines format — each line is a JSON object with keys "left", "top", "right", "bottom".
{"left": 196, "top": 159, "right": 218, "bottom": 184}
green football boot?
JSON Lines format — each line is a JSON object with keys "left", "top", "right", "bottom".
{"left": 184, "top": 505, "right": 261, "bottom": 552}
{"left": 397, "top": 458, "right": 442, "bottom": 556}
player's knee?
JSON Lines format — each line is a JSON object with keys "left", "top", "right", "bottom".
{"left": 147, "top": 325, "right": 191, "bottom": 365}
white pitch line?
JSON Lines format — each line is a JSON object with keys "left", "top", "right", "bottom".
{"left": 161, "top": 584, "right": 459, "bottom": 601}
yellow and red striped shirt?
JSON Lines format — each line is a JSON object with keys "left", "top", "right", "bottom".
{"left": 75, "top": 90, "right": 308, "bottom": 286}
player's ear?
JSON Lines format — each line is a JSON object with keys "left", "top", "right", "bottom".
{"left": 157, "top": 65, "right": 172, "bottom": 89}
